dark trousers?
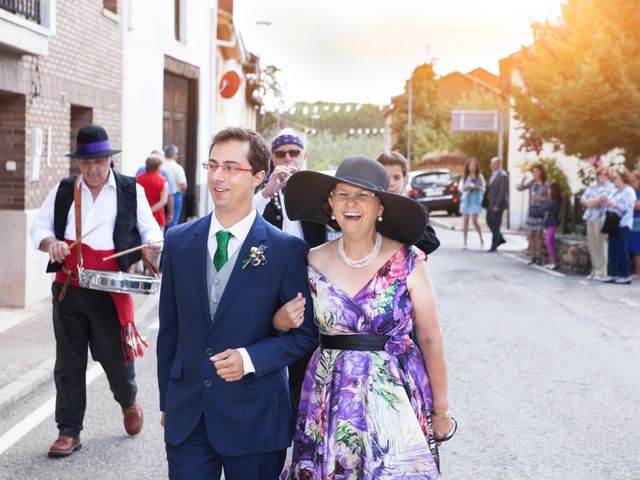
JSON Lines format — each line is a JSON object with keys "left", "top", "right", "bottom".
{"left": 288, "top": 350, "right": 313, "bottom": 418}
{"left": 487, "top": 207, "right": 506, "bottom": 249}
{"left": 608, "top": 226, "right": 631, "bottom": 277}
{"left": 52, "top": 283, "right": 137, "bottom": 438}
{"left": 166, "top": 416, "right": 287, "bottom": 480}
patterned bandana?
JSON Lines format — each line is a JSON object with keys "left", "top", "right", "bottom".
{"left": 271, "top": 133, "right": 304, "bottom": 152}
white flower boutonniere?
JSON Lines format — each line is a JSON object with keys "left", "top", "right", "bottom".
{"left": 242, "top": 245, "right": 268, "bottom": 269}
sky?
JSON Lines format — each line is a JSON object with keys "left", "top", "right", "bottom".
{"left": 234, "top": 0, "right": 564, "bottom": 106}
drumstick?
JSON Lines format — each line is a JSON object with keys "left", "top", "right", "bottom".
{"left": 102, "top": 240, "right": 164, "bottom": 261}
{"left": 67, "top": 224, "right": 103, "bottom": 250}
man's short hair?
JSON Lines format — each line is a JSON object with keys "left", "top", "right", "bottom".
{"left": 376, "top": 152, "right": 409, "bottom": 178}
{"left": 164, "top": 144, "right": 179, "bottom": 158}
{"left": 210, "top": 127, "right": 270, "bottom": 174}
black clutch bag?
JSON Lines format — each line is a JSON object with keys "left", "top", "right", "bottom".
{"left": 601, "top": 211, "right": 621, "bottom": 235}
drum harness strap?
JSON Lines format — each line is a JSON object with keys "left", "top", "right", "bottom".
{"left": 58, "top": 177, "right": 82, "bottom": 302}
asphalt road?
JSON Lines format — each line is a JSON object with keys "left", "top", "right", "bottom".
{"left": 0, "top": 226, "right": 638, "bottom": 479}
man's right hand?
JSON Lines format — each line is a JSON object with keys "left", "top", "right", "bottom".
{"left": 272, "top": 292, "right": 307, "bottom": 332}
{"left": 44, "top": 239, "right": 70, "bottom": 264}
{"left": 160, "top": 411, "right": 165, "bottom": 427}
{"left": 260, "top": 165, "right": 299, "bottom": 198}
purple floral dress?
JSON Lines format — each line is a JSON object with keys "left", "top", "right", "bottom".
{"left": 281, "top": 246, "right": 440, "bottom": 479}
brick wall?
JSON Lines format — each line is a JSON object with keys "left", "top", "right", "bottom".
{"left": 0, "top": 0, "right": 124, "bottom": 210}
{"left": 0, "top": 93, "right": 26, "bottom": 209}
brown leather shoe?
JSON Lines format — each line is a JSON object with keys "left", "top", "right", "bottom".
{"left": 122, "top": 400, "right": 143, "bottom": 436}
{"left": 48, "top": 436, "right": 82, "bottom": 458}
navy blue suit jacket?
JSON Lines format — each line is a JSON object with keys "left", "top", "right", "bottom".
{"left": 157, "top": 212, "right": 318, "bottom": 455}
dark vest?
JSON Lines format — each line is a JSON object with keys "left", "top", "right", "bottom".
{"left": 46, "top": 171, "right": 142, "bottom": 273}
{"left": 262, "top": 192, "right": 326, "bottom": 248}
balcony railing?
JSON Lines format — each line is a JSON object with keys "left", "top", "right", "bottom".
{"left": 0, "top": 0, "right": 41, "bottom": 24}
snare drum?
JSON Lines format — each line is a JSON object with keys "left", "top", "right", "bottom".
{"left": 78, "top": 268, "right": 160, "bottom": 295}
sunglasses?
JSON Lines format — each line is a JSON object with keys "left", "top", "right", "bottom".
{"left": 273, "top": 149, "right": 301, "bottom": 159}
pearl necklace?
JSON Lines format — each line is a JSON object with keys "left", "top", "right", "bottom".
{"left": 338, "top": 233, "right": 382, "bottom": 269}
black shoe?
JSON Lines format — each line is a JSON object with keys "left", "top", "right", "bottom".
{"left": 497, "top": 238, "right": 506, "bottom": 246}
{"left": 527, "top": 258, "right": 537, "bottom": 265}
{"left": 488, "top": 248, "right": 497, "bottom": 252}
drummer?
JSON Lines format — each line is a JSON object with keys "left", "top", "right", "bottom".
{"left": 30, "top": 125, "right": 162, "bottom": 458}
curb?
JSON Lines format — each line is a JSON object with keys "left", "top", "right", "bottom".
{"left": 0, "top": 294, "right": 159, "bottom": 415}
{"left": 430, "top": 217, "right": 525, "bottom": 236}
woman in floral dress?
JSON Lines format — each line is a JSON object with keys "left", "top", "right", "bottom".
{"left": 279, "top": 156, "right": 454, "bottom": 479}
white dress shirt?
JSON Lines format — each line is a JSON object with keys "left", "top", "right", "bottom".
{"left": 253, "top": 190, "right": 304, "bottom": 240}
{"left": 30, "top": 170, "right": 163, "bottom": 250}
{"left": 207, "top": 208, "right": 257, "bottom": 375}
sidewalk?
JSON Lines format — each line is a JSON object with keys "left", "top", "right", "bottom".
{"left": 0, "top": 292, "right": 158, "bottom": 414}
{"left": 428, "top": 212, "right": 528, "bottom": 253}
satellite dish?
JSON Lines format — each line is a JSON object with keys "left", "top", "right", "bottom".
{"left": 219, "top": 71, "right": 241, "bottom": 99}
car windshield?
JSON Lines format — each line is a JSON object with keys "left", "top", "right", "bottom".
{"left": 412, "top": 172, "right": 451, "bottom": 186}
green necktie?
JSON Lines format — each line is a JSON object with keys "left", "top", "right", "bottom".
{"left": 213, "top": 231, "right": 233, "bottom": 272}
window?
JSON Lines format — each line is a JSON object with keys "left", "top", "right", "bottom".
{"left": 104, "top": 0, "right": 117, "bottom": 14}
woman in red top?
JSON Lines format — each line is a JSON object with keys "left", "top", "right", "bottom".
{"left": 136, "top": 152, "right": 169, "bottom": 228}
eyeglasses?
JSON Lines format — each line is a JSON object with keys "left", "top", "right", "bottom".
{"left": 329, "top": 189, "right": 376, "bottom": 202}
{"left": 273, "top": 149, "right": 301, "bottom": 159}
{"left": 202, "top": 161, "right": 253, "bottom": 175}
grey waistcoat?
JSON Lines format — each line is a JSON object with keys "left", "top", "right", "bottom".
{"left": 206, "top": 248, "right": 241, "bottom": 321}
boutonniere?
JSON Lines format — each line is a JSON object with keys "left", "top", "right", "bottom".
{"left": 242, "top": 244, "right": 268, "bottom": 269}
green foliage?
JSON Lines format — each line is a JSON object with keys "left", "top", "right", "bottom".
{"left": 513, "top": 0, "right": 640, "bottom": 169}
{"left": 304, "top": 130, "right": 384, "bottom": 172}
{"left": 449, "top": 90, "right": 508, "bottom": 178}
{"left": 391, "top": 63, "right": 451, "bottom": 165}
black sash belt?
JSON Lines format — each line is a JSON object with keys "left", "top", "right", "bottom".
{"left": 320, "top": 334, "right": 390, "bottom": 351}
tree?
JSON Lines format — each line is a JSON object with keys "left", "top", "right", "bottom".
{"left": 513, "top": 0, "right": 640, "bottom": 169}
{"left": 391, "top": 63, "right": 450, "bottom": 166}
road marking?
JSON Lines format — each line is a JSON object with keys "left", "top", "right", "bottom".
{"left": 501, "top": 253, "right": 566, "bottom": 277}
{"left": 619, "top": 298, "right": 639, "bottom": 307}
{"left": 0, "top": 363, "right": 103, "bottom": 456}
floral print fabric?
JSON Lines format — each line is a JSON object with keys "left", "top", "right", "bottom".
{"left": 281, "top": 246, "right": 439, "bottom": 479}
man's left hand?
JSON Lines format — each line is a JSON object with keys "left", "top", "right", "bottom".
{"left": 142, "top": 241, "right": 162, "bottom": 263}
{"left": 211, "top": 349, "right": 244, "bottom": 382}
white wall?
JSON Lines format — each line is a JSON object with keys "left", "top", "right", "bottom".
{"left": 122, "top": 0, "right": 217, "bottom": 217}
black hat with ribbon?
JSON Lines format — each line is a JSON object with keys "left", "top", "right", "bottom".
{"left": 66, "top": 125, "right": 121, "bottom": 159}
{"left": 284, "top": 156, "right": 427, "bottom": 245}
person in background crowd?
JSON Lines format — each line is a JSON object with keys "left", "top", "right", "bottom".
{"left": 517, "top": 164, "right": 549, "bottom": 265}
{"left": 459, "top": 157, "right": 485, "bottom": 249}
{"left": 136, "top": 152, "right": 175, "bottom": 226}
{"left": 253, "top": 130, "right": 326, "bottom": 415}
{"left": 376, "top": 151, "right": 440, "bottom": 255}
{"left": 580, "top": 166, "right": 614, "bottom": 280}
{"left": 626, "top": 170, "right": 640, "bottom": 279}
{"left": 163, "top": 144, "right": 187, "bottom": 229}
{"left": 600, "top": 167, "right": 636, "bottom": 284}
{"left": 30, "top": 125, "right": 162, "bottom": 458}
{"left": 136, "top": 152, "right": 169, "bottom": 230}
{"left": 543, "top": 182, "right": 562, "bottom": 270}
{"left": 486, "top": 156, "right": 509, "bottom": 252}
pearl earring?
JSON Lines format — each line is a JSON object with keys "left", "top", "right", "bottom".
{"left": 331, "top": 213, "right": 335, "bottom": 220}
{"left": 377, "top": 214, "right": 383, "bottom": 222}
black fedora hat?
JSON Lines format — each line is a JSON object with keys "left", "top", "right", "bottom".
{"left": 284, "top": 156, "right": 427, "bottom": 245}
{"left": 66, "top": 125, "right": 121, "bottom": 159}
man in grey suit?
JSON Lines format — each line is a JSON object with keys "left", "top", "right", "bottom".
{"left": 486, "top": 156, "right": 509, "bottom": 251}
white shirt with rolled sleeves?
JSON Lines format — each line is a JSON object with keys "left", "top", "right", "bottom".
{"left": 30, "top": 170, "right": 163, "bottom": 250}
{"left": 206, "top": 208, "right": 257, "bottom": 375}
{"left": 253, "top": 190, "right": 304, "bottom": 240}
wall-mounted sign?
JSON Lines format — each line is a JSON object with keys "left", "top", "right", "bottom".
{"left": 219, "top": 71, "right": 241, "bottom": 99}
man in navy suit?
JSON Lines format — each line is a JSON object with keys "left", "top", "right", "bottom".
{"left": 157, "top": 127, "right": 318, "bottom": 479}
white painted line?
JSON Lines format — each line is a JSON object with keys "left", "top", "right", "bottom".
{"left": 501, "top": 253, "right": 566, "bottom": 277}
{"left": 0, "top": 363, "right": 103, "bottom": 456}
{"left": 619, "top": 298, "right": 639, "bottom": 308}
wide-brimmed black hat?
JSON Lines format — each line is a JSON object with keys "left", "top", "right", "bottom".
{"left": 285, "top": 156, "right": 427, "bottom": 245}
{"left": 66, "top": 125, "right": 121, "bottom": 159}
